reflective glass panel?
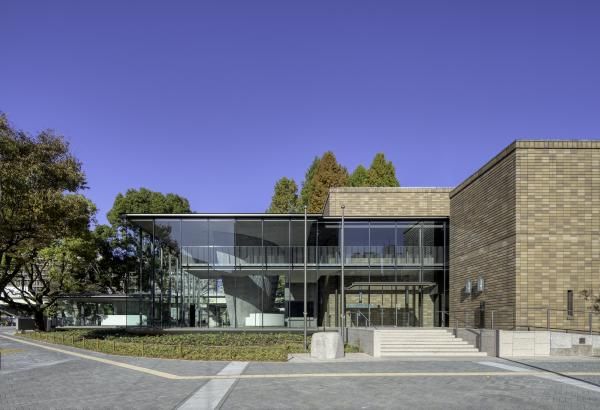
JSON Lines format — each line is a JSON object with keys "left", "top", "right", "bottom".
{"left": 370, "top": 222, "right": 395, "bottom": 267}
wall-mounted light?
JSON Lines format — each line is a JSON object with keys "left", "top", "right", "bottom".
{"left": 477, "top": 276, "right": 485, "bottom": 292}
{"left": 465, "top": 279, "right": 472, "bottom": 295}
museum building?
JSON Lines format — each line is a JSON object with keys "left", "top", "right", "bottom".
{"left": 76, "top": 140, "right": 600, "bottom": 332}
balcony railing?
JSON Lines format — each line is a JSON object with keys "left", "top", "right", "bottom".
{"left": 180, "top": 245, "right": 444, "bottom": 267}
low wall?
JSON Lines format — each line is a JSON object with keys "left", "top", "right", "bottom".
{"left": 455, "top": 328, "right": 498, "bottom": 356}
{"left": 498, "top": 330, "right": 600, "bottom": 357}
{"left": 347, "top": 328, "right": 375, "bottom": 356}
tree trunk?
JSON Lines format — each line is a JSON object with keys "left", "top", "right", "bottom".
{"left": 34, "top": 310, "right": 46, "bottom": 331}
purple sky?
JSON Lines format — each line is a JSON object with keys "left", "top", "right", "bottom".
{"left": 3, "top": 1, "right": 600, "bottom": 224}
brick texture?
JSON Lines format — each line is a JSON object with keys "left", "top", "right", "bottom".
{"left": 324, "top": 187, "right": 451, "bottom": 217}
{"left": 450, "top": 140, "right": 600, "bottom": 331}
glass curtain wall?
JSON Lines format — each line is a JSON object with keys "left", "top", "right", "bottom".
{"left": 127, "top": 217, "right": 448, "bottom": 329}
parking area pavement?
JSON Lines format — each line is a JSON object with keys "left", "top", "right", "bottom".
{"left": 0, "top": 332, "right": 204, "bottom": 409}
{"left": 2, "top": 329, "right": 600, "bottom": 409}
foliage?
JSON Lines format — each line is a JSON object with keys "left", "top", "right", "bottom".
{"left": 267, "top": 177, "right": 301, "bottom": 213}
{"left": 349, "top": 165, "right": 369, "bottom": 187}
{"left": 277, "top": 151, "right": 400, "bottom": 212}
{"left": 22, "top": 330, "right": 309, "bottom": 361}
{"left": 307, "top": 152, "right": 348, "bottom": 213}
{"left": 107, "top": 187, "right": 191, "bottom": 226}
{"left": 300, "top": 156, "right": 320, "bottom": 208}
{"left": 0, "top": 113, "right": 93, "bottom": 329}
{"left": 7, "top": 207, "right": 97, "bottom": 330}
{"left": 366, "top": 153, "right": 399, "bottom": 187}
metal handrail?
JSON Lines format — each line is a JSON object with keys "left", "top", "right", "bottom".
{"left": 446, "top": 308, "right": 600, "bottom": 335}
{"left": 179, "top": 245, "right": 445, "bottom": 267}
{"left": 351, "top": 311, "right": 372, "bottom": 328}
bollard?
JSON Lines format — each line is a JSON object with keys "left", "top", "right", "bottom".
{"left": 112, "top": 340, "right": 116, "bottom": 353}
{"left": 141, "top": 341, "right": 144, "bottom": 356}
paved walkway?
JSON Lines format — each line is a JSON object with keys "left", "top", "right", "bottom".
{"left": 2, "top": 329, "right": 600, "bottom": 409}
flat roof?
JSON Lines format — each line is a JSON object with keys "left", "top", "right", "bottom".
{"left": 123, "top": 213, "right": 448, "bottom": 220}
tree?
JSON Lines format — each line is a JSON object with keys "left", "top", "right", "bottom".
{"left": 349, "top": 165, "right": 369, "bottom": 187}
{"left": 300, "top": 156, "right": 320, "bottom": 208}
{"left": 89, "top": 224, "right": 137, "bottom": 294}
{"left": 107, "top": 188, "right": 191, "bottom": 225}
{"left": 267, "top": 177, "right": 301, "bottom": 213}
{"left": 102, "top": 188, "right": 193, "bottom": 297}
{"left": 8, "top": 226, "right": 98, "bottom": 330}
{"left": 0, "top": 113, "right": 88, "bottom": 300}
{"left": 366, "top": 153, "right": 400, "bottom": 187}
{"left": 308, "top": 151, "right": 349, "bottom": 213}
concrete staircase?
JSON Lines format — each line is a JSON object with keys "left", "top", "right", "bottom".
{"left": 375, "top": 328, "right": 487, "bottom": 357}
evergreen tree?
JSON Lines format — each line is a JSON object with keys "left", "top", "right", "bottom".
{"left": 267, "top": 177, "right": 300, "bottom": 213}
{"left": 349, "top": 165, "right": 369, "bottom": 187}
{"left": 107, "top": 188, "right": 191, "bottom": 225}
{"left": 366, "top": 153, "right": 399, "bottom": 187}
{"left": 300, "top": 156, "right": 320, "bottom": 207}
{"left": 308, "top": 151, "right": 349, "bottom": 212}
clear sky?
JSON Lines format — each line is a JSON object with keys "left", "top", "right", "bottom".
{"left": 2, "top": 1, "right": 600, "bottom": 224}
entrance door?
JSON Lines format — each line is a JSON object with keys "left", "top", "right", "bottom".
{"left": 345, "top": 284, "right": 425, "bottom": 327}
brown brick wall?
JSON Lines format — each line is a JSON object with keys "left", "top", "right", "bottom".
{"left": 449, "top": 148, "right": 517, "bottom": 329}
{"left": 324, "top": 187, "right": 451, "bottom": 217}
{"left": 450, "top": 140, "right": 600, "bottom": 330}
{"left": 515, "top": 142, "right": 600, "bottom": 330}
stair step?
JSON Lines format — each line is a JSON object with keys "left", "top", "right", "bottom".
{"left": 380, "top": 346, "right": 480, "bottom": 350}
{"left": 380, "top": 352, "right": 488, "bottom": 357}
{"left": 371, "top": 328, "right": 485, "bottom": 357}
{"left": 380, "top": 342, "right": 471, "bottom": 347}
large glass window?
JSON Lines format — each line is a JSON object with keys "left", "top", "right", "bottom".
{"left": 235, "top": 220, "right": 262, "bottom": 265}
{"left": 318, "top": 222, "right": 340, "bottom": 265}
{"left": 182, "top": 219, "right": 209, "bottom": 265}
{"left": 263, "top": 220, "right": 289, "bottom": 265}
{"left": 422, "top": 222, "right": 444, "bottom": 265}
{"left": 397, "top": 222, "right": 420, "bottom": 265}
{"left": 290, "top": 219, "right": 317, "bottom": 264}
{"left": 343, "top": 222, "right": 369, "bottom": 265}
{"left": 209, "top": 220, "right": 235, "bottom": 266}
{"left": 370, "top": 222, "right": 395, "bottom": 267}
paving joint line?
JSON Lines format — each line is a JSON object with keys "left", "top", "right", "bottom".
{"left": 3, "top": 333, "right": 600, "bottom": 381}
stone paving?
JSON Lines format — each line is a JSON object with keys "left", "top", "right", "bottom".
{"left": 2, "top": 328, "right": 600, "bottom": 409}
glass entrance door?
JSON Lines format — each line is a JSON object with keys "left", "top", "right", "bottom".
{"left": 346, "top": 284, "right": 425, "bottom": 327}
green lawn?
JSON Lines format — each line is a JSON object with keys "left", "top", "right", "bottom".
{"left": 21, "top": 329, "right": 358, "bottom": 361}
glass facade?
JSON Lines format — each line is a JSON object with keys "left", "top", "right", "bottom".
{"left": 121, "top": 216, "right": 448, "bottom": 329}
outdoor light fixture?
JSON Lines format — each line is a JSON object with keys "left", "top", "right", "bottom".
{"left": 465, "top": 279, "right": 472, "bottom": 295}
{"left": 477, "top": 276, "right": 485, "bottom": 293}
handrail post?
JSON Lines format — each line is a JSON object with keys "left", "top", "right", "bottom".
{"left": 491, "top": 311, "right": 494, "bottom": 330}
{"left": 546, "top": 309, "right": 550, "bottom": 331}
{"left": 590, "top": 312, "right": 593, "bottom": 335}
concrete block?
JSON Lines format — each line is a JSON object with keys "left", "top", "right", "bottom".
{"left": 550, "top": 332, "right": 572, "bottom": 349}
{"left": 310, "top": 332, "right": 344, "bottom": 359}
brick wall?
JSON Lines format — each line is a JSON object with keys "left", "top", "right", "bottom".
{"left": 450, "top": 140, "right": 600, "bottom": 331}
{"left": 515, "top": 141, "right": 600, "bottom": 330}
{"left": 449, "top": 146, "right": 518, "bottom": 329}
{"left": 324, "top": 187, "right": 451, "bottom": 217}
